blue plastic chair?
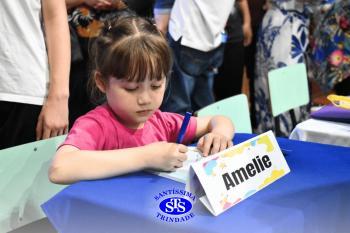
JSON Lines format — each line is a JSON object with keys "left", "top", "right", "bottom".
{"left": 197, "top": 94, "right": 252, "bottom": 133}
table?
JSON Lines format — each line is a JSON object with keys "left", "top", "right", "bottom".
{"left": 42, "top": 134, "right": 350, "bottom": 233}
{"left": 289, "top": 119, "right": 350, "bottom": 147}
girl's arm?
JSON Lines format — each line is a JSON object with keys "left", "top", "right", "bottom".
{"left": 49, "top": 142, "right": 188, "bottom": 184}
{"left": 195, "top": 115, "right": 235, "bottom": 156}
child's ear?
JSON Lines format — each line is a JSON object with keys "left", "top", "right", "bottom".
{"left": 94, "top": 71, "right": 107, "bottom": 93}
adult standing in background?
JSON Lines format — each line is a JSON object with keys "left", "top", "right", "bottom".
{"left": 244, "top": 0, "right": 266, "bottom": 129}
{"left": 254, "top": 0, "right": 311, "bottom": 137}
{"left": 309, "top": 0, "right": 350, "bottom": 96}
{"left": 161, "top": 0, "right": 236, "bottom": 114}
{"left": 0, "top": 0, "right": 70, "bottom": 149}
{"left": 214, "top": 0, "right": 253, "bottom": 101}
{"left": 66, "top": 0, "right": 133, "bottom": 127}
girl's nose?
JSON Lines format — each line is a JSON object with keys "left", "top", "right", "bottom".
{"left": 137, "top": 91, "right": 152, "bottom": 105}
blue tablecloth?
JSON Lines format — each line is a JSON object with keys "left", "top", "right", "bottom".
{"left": 42, "top": 134, "right": 350, "bottom": 233}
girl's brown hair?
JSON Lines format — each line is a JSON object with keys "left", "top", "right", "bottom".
{"left": 89, "top": 16, "right": 172, "bottom": 103}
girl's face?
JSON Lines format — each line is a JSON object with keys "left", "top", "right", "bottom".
{"left": 101, "top": 76, "right": 166, "bottom": 129}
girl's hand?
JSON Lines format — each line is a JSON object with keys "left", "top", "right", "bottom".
{"left": 197, "top": 133, "right": 233, "bottom": 157}
{"left": 144, "top": 142, "right": 188, "bottom": 172}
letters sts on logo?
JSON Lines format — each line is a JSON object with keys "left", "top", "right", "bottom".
{"left": 154, "top": 189, "right": 195, "bottom": 222}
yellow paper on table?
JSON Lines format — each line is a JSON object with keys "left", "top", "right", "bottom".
{"left": 186, "top": 131, "right": 290, "bottom": 216}
{"left": 327, "top": 94, "right": 350, "bottom": 109}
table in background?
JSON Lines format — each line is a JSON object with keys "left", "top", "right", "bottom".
{"left": 289, "top": 119, "right": 350, "bottom": 147}
{"left": 42, "top": 134, "right": 350, "bottom": 233}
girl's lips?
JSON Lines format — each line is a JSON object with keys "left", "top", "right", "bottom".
{"left": 136, "top": 110, "right": 152, "bottom": 116}
{"left": 137, "top": 109, "right": 152, "bottom": 113}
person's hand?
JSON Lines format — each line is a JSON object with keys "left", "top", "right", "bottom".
{"left": 85, "top": 0, "right": 113, "bottom": 10}
{"left": 144, "top": 142, "right": 188, "bottom": 172}
{"left": 243, "top": 23, "right": 253, "bottom": 46}
{"left": 36, "top": 95, "right": 69, "bottom": 140}
{"left": 263, "top": 0, "right": 271, "bottom": 11}
{"left": 197, "top": 133, "right": 233, "bottom": 156}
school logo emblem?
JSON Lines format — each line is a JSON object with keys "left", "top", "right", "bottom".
{"left": 154, "top": 189, "right": 195, "bottom": 222}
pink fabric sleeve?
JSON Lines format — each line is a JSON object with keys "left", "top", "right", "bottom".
{"left": 61, "top": 116, "right": 106, "bottom": 150}
{"left": 182, "top": 116, "right": 197, "bottom": 144}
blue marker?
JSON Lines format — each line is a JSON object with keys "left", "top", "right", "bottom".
{"left": 176, "top": 112, "right": 192, "bottom": 144}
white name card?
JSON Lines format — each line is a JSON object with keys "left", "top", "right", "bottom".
{"left": 186, "top": 131, "right": 290, "bottom": 216}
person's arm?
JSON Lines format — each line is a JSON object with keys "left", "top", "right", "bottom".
{"left": 37, "top": 0, "right": 70, "bottom": 140}
{"left": 66, "top": 0, "right": 120, "bottom": 10}
{"left": 237, "top": 0, "right": 253, "bottom": 46}
{"left": 49, "top": 142, "right": 188, "bottom": 184}
{"left": 263, "top": 0, "right": 272, "bottom": 11}
{"left": 153, "top": 0, "right": 175, "bottom": 34}
{"left": 66, "top": 0, "right": 85, "bottom": 9}
{"left": 154, "top": 13, "right": 171, "bottom": 35}
{"left": 195, "top": 116, "right": 235, "bottom": 156}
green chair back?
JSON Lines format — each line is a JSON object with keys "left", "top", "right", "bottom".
{"left": 0, "top": 136, "right": 66, "bottom": 232}
{"left": 268, "top": 63, "right": 309, "bottom": 117}
{"left": 197, "top": 94, "right": 252, "bottom": 133}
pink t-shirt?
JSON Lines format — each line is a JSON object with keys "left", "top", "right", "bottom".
{"left": 63, "top": 104, "right": 197, "bottom": 150}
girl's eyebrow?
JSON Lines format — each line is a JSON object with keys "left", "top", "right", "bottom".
{"left": 153, "top": 80, "right": 165, "bottom": 84}
{"left": 116, "top": 78, "right": 136, "bottom": 83}
{"left": 121, "top": 81, "right": 138, "bottom": 85}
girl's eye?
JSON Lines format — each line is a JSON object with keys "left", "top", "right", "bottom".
{"left": 151, "top": 85, "right": 162, "bottom": 90}
{"left": 124, "top": 86, "right": 138, "bottom": 92}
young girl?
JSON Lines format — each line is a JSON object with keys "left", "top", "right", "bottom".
{"left": 49, "top": 16, "right": 235, "bottom": 184}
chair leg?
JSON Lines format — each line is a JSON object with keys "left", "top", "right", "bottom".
{"left": 274, "top": 117, "right": 280, "bottom": 136}
{"left": 289, "top": 109, "right": 297, "bottom": 129}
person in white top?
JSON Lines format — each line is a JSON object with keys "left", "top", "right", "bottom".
{"left": 159, "top": 0, "right": 235, "bottom": 114}
{"left": 0, "top": 0, "right": 70, "bottom": 149}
